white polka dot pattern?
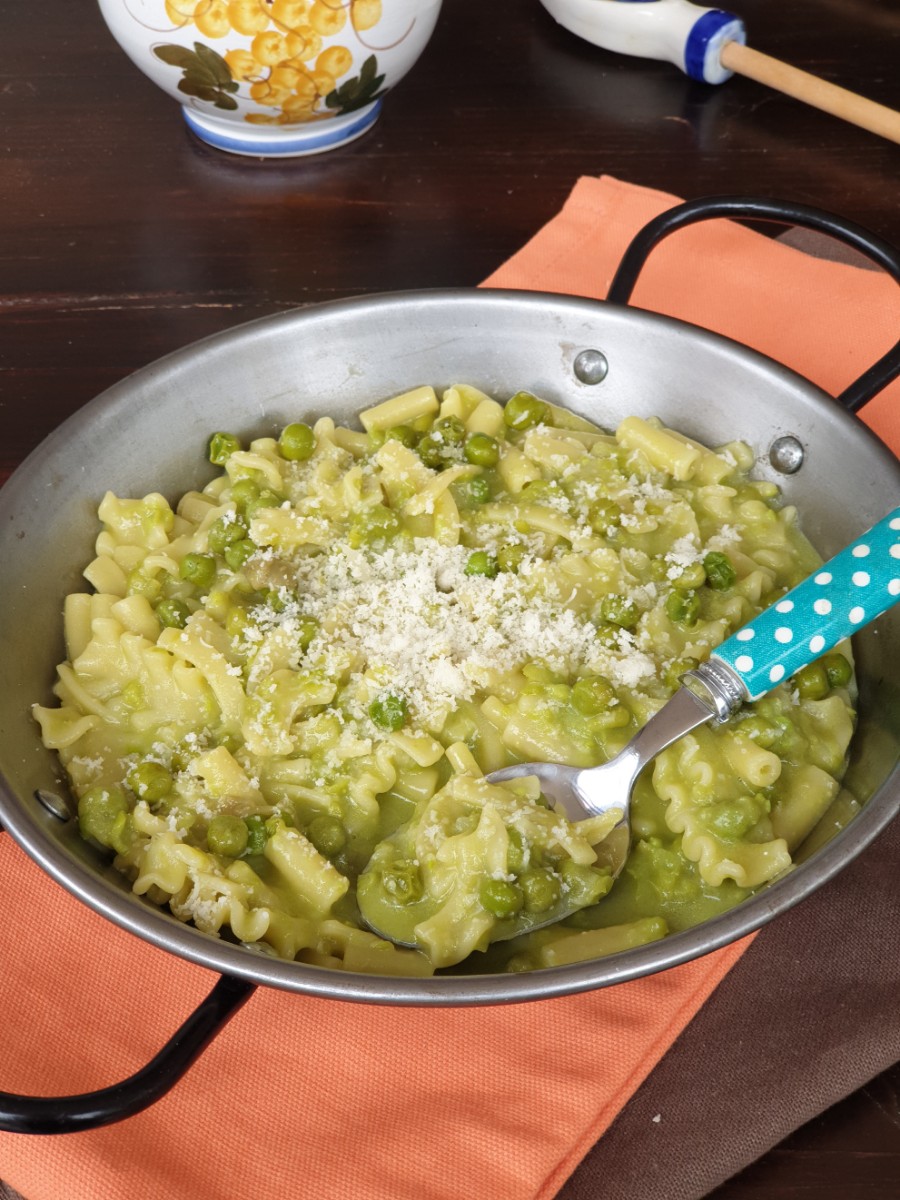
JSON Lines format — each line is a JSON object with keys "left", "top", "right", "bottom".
{"left": 714, "top": 507, "right": 900, "bottom": 700}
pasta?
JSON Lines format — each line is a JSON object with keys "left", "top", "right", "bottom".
{"left": 34, "top": 385, "right": 857, "bottom": 975}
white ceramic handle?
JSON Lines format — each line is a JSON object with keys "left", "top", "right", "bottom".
{"left": 539, "top": 0, "right": 746, "bottom": 84}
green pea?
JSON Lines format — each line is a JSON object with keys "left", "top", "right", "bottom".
{"left": 156, "top": 597, "right": 190, "bottom": 629}
{"left": 226, "top": 604, "right": 254, "bottom": 638}
{"left": 794, "top": 662, "right": 830, "bottom": 700}
{"left": 703, "top": 550, "right": 737, "bottom": 591}
{"left": 307, "top": 814, "right": 347, "bottom": 857}
{"left": 560, "top": 859, "right": 613, "bottom": 906}
{"left": 385, "top": 424, "right": 417, "bottom": 448}
{"left": 504, "top": 391, "right": 549, "bottom": 432}
{"left": 737, "top": 714, "right": 780, "bottom": 749}
{"left": 243, "top": 814, "right": 268, "bottom": 856}
{"left": 433, "top": 416, "right": 466, "bottom": 446}
{"left": 126, "top": 568, "right": 162, "bottom": 602}
{"left": 464, "top": 433, "right": 500, "bottom": 467}
{"left": 296, "top": 617, "right": 318, "bottom": 651}
{"left": 479, "top": 878, "right": 524, "bottom": 918}
{"left": 663, "top": 656, "right": 700, "bottom": 691}
{"left": 588, "top": 500, "right": 620, "bottom": 533}
{"left": 571, "top": 675, "right": 616, "bottom": 715}
{"left": 599, "top": 594, "right": 639, "bottom": 629}
{"left": 823, "top": 652, "right": 852, "bottom": 689}
{"left": 208, "top": 813, "right": 250, "bottom": 857}
{"left": 369, "top": 693, "right": 408, "bottom": 731}
{"left": 594, "top": 622, "right": 625, "bottom": 649}
{"left": 208, "top": 432, "right": 242, "bottom": 466}
{"left": 505, "top": 953, "right": 537, "bottom": 973}
{"left": 381, "top": 862, "right": 423, "bottom": 905}
{"left": 279, "top": 422, "right": 316, "bottom": 461}
{"left": 672, "top": 561, "right": 707, "bottom": 589}
{"left": 519, "top": 868, "right": 561, "bottom": 913}
{"left": 497, "top": 544, "right": 527, "bottom": 573}
{"left": 416, "top": 433, "right": 446, "bottom": 469}
{"left": 464, "top": 550, "right": 499, "bottom": 579}
{"left": 229, "top": 478, "right": 261, "bottom": 512}
{"left": 348, "top": 503, "right": 401, "bottom": 548}
{"left": 207, "top": 514, "right": 248, "bottom": 555}
{"left": 127, "top": 761, "right": 174, "bottom": 802}
{"left": 665, "top": 589, "right": 701, "bottom": 626}
{"left": 180, "top": 553, "right": 217, "bottom": 588}
{"left": 78, "top": 786, "right": 130, "bottom": 850}
{"left": 244, "top": 488, "right": 286, "bottom": 519}
{"left": 224, "top": 538, "right": 256, "bottom": 572}
{"left": 462, "top": 477, "right": 491, "bottom": 506}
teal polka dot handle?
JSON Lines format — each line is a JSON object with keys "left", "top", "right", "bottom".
{"left": 714, "top": 507, "right": 900, "bottom": 701}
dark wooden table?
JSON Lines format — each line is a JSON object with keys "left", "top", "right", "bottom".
{"left": 2, "top": 0, "right": 898, "bottom": 1196}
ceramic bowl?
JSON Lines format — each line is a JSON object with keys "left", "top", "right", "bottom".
{"left": 97, "top": 0, "right": 443, "bottom": 156}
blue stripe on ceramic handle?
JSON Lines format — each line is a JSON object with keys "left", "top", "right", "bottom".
{"left": 713, "top": 507, "right": 900, "bottom": 701}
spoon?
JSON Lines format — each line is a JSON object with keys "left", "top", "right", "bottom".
{"left": 362, "top": 507, "right": 900, "bottom": 949}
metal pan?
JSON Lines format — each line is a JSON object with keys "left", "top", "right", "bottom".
{"left": 1, "top": 198, "right": 898, "bottom": 1133}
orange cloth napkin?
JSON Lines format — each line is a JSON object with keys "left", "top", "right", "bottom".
{"left": 1, "top": 176, "right": 898, "bottom": 1200}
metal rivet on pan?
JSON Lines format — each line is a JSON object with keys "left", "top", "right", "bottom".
{"left": 573, "top": 349, "right": 609, "bottom": 384}
{"left": 768, "top": 435, "right": 805, "bottom": 474}
{"left": 35, "top": 789, "right": 74, "bottom": 821}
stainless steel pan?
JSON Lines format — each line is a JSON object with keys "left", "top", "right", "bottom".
{"left": 1, "top": 198, "right": 898, "bottom": 1133}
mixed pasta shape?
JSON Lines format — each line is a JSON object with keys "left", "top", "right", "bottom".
{"left": 34, "top": 384, "right": 857, "bottom": 974}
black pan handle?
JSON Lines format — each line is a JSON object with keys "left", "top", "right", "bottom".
{"left": 0, "top": 824, "right": 257, "bottom": 1135}
{"left": 606, "top": 196, "right": 900, "bottom": 414}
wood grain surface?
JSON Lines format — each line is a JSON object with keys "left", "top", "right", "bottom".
{"left": 1, "top": 0, "right": 898, "bottom": 1195}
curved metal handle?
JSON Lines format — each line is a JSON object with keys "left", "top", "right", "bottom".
{"left": 0, "top": 825, "right": 257, "bottom": 1135}
{"left": 606, "top": 196, "right": 900, "bottom": 413}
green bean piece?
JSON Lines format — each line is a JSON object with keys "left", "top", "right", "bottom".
{"left": 156, "top": 597, "right": 190, "bottom": 629}
{"left": 519, "top": 868, "right": 562, "bottom": 913}
{"left": 385, "top": 424, "right": 417, "bottom": 448}
{"left": 570, "top": 674, "right": 616, "bottom": 715}
{"left": 588, "top": 500, "right": 621, "bottom": 534}
{"left": 663, "top": 656, "right": 700, "bottom": 691}
{"left": 479, "top": 878, "right": 524, "bottom": 918}
{"left": 464, "top": 433, "right": 500, "bottom": 467}
{"left": 822, "top": 652, "right": 852, "bottom": 689}
{"left": 464, "top": 550, "right": 499, "bottom": 578}
{"left": 224, "top": 538, "right": 256, "bottom": 572}
{"left": 504, "top": 391, "right": 549, "bottom": 432}
{"left": 703, "top": 550, "right": 737, "bottom": 591}
{"left": 279, "top": 422, "right": 316, "bottom": 461}
{"left": 180, "top": 553, "right": 217, "bottom": 589}
{"left": 369, "top": 692, "right": 408, "bottom": 731}
{"left": 794, "top": 662, "right": 830, "bottom": 700}
{"left": 208, "top": 514, "right": 249, "bottom": 554}
{"left": 497, "top": 543, "right": 527, "bottom": 573}
{"left": 127, "top": 763, "right": 173, "bottom": 806}
{"left": 381, "top": 861, "right": 423, "bottom": 905}
{"left": 243, "top": 814, "right": 268, "bottom": 856}
{"left": 78, "top": 785, "right": 130, "bottom": 850}
{"left": 307, "top": 814, "right": 347, "bottom": 857}
{"left": 665, "top": 589, "right": 701, "bottom": 627}
{"left": 462, "top": 477, "right": 491, "bottom": 506}
{"left": 599, "top": 594, "right": 639, "bottom": 629}
{"left": 208, "top": 432, "right": 242, "bottom": 466}
{"left": 208, "top": 813, "right": 250, "bottom": 857}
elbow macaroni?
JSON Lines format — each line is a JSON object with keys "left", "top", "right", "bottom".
{"left": 33, "top": 396, "right": 857, "bottom": 974}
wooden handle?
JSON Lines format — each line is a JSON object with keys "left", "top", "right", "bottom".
{"left": 720, "top": 41, "right": 900, "bottom": 146}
